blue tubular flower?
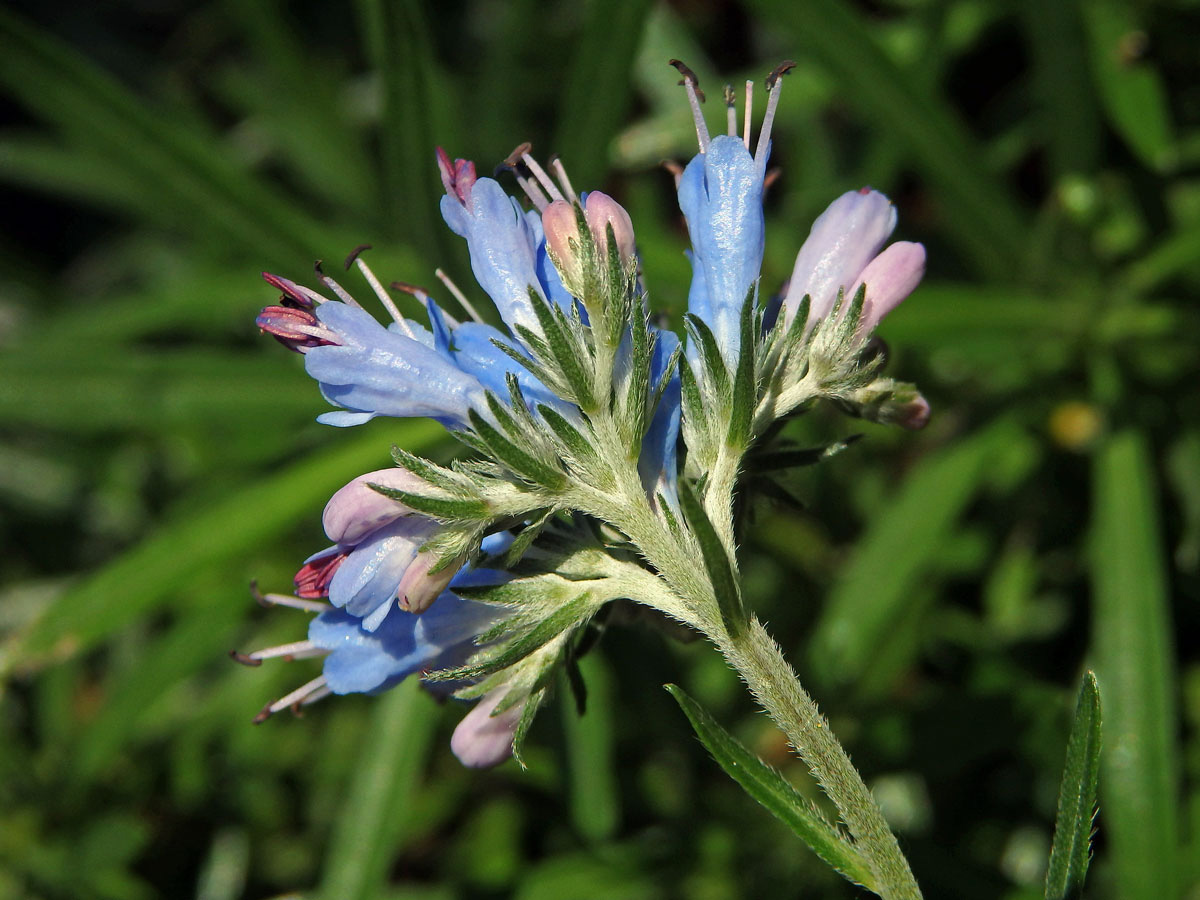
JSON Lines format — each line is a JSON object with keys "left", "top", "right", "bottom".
{"left": 308, "top": 588, "right": 505, "bottom": 695}
{"left": 678, "top": 134, "right": 766, "bottom": 366}
{"left": 440, "top": 174, "right": 549, "bottom": 337}
{"left": 638, "top": 328, "right": 682, "bottom": 504}
{"left": 303, "top": 301, "right": 488, "bottom": 428}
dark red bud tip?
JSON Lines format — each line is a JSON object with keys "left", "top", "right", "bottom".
{"left": 294, "top": 551, "right": 347, "bottom": 599}
{"left": 436, "top": 146, "right": 477, "bottom": 205}
{"left": 858, "top": 186, "right": 873, "bottom": 195}
{"left": 229, "top": 650, "right": 263, "bottom": 667}
{"left": 256, "top": 306, "right": 335, "bottom": 353}
{"left": 262, "top": 272, "right": 314, "bottom": 309}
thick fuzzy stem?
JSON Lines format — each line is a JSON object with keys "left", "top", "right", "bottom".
{"left": 715, "top": 619, "right": 923, "bottom": 900}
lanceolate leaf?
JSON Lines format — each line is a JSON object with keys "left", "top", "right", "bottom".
{"left": 677, "top": 480, "right": 745, "bottom": 637}
{"left": 666, "top": 684, "right": 876, "bottom": 892}
{"left": 1045, "top": 671, "right": 1103, "bottom": 900}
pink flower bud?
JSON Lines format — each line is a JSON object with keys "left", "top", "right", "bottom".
{"left": 322, "top": 468, "right": 425, "bottom": 545}
{"left": 542, "top": 192, "right": 636, "bottom": 289}
{"left": 293, "top": 547, "right": 346, "bottom": 598}
{"left": 584, "top": 191, "right": 636, "bottom": 263}
{"left": 256, "top": 305, "right": 338, "bottom": 353}
{"left": 851, "top": 241, "right": 926, "bottom": 335}
{"left": 451, "top": 689, "right": 524, "bottom": 768}
{"left": 396, "top": 549, "right": 459, "bottom": 613}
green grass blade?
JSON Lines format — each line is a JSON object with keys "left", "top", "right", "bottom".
{"left": 665, "top": 684, "right": 875, "bottom": 892}
{"left": 0, "top": 9, "right": 332, "bottom": 265}
{"left": 1045, "top": 671, "right": 1102, "bottom": 900}
{"left": 8, "top": 422, "right": 445, "bottom": 670}
{"left": 810, "top": 423, "right": 1009, "bottom": 689}
{"left": 750, "top": 0, "right": 1029, "bottom": 280}
{"left": 562, "top": 655, "right": 620, "bottom": 843}
{"left": 552, "top": 0, "right": 654, "bottom": 188}
{"left": 1081, "top": 1, "right": 1175, "bottom": 173}
{"left": 317, "top": 678, "right": 438, "bottom": 900}
{"left": 1091, "top": 429, "right": 1179, "bottom": 900}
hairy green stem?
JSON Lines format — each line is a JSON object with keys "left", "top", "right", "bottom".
{"left": 715, "top": 619, "right": 923, "bottom": 900}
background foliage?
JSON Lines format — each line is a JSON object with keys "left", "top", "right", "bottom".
{"left": 1, "top": 0, "right": 1198, "bottom": 897}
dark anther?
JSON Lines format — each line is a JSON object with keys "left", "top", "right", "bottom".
{"left": 250, "top": 580, "right": 270, "bottom": 608}
{"left": 766, "top": 60, "right": 798, "bottom": 90}
{"left": 290, "top": 701, "right": 306, "bottom": 719}
{"left": 660, "top": 159, "right": 684, "bottom": 177}
{"left": 390, "top": 280, "right": 431, "bottom": 297}
{"left": 229, "top": 650, "right": 263, "bottom": 667}
{"left": 314, "top": 259, "right": 325, "bottom": 275}
{"left": 504, "top": 142, "right": 533, "bottom": 168}
{"left": 723, "top": 83, "right": 736, "bottom": 107}
{"left": 763, "top": 167, "right": 783, "bottom": 191}
{"left": 252, "top": 706, "right": 273, "bottom": 725}
{"left": 668, "top": 59, "right": 705, "bottom": 101}
{"left": 344, "top": 244, "right": 372, "bottom": 271}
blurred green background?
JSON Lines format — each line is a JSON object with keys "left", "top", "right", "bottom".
{"left": 1, "top": 0, "right": 1197, "bottom": 897}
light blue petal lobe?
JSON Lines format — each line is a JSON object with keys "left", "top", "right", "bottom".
{"left": 639, "top": 328, "right": 682, "bottom": 504}
{"left": 326, "top": 517, "right": 426, "bottom": 625}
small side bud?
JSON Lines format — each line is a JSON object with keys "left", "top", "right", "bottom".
{"left": 584, "top": 191, "right": 636, "bottom": 264}
{"left": 397, "top": 549, "right": 460, "bottom": 613}
{"left": 322, "top": 468, "right": 425, "bottom": 545}
{"left": 541, "top": 192, "right": 636, "bottom": 296}
{"left": 451, "top": 689, "right": 523, "bottom": 768}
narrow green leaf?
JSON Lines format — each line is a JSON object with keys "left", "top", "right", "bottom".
{"left": 562, "top": 655, "right": 620, "bottom": 842}
{"left": 1081, "top": 1, "right": 1175, "bottom": 172}
{"left": 10, "top": 422, "right": 444, "bottom": 669}
{"left": 1091, "top": 430, "right": 1180, "bottom": 900}
{"left": 371, "top": 483, "right": 491, "bottom": 521}
{"left": 727, "top": 286, "right": 757, "bottom": 449}
{"left": 811, "top": 422, "right": 1011, "bottom": 691}
{"left": 677, "top": 480, "right": 745, "bottom": 638}
{"left": 317, "top": 679, "right": 437, "bottom": 900}
{"left": 526, "top": 289, "right": 595, "bottom": 410}
{"left": 468, "top": 409, "right": 565, "bottom": 489}
{"left": 665, "top": 684, "right": 875, "bottom": 891}
{"left": 431, "top": 593, "right": 597, "bottom": 683}
{"left": 749, "top": 0, "right": 1029, "bottom": 279}
{"left": 685, "top": 314, "right": 731, "bottom": 399}
{"left": 552, "top": 0, "right": 653, "bottom": 186}
{"left": 1045, "top": 671, "right": 1103, "bottom": 900}
{"left": 537, "top": 405, "right": 599, "bottom": 467}
{"left": 389, "top": 445, "right": 468, "bottom": 493}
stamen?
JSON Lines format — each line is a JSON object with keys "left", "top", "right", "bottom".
{"left": 244, "top": 639, "right": 324, "bottom": 663}
{"left": 661, "top": 159, "right": 684, "bottom": 190}
{"left": 743, "top": 80, "right": 754, "bottom": 151}
{"left": 353, "top": 255, "right": 415, "bottom": 338}
{"left": 723, "top": 84, "right": 737, "bottom": 137}
{"left": 254, "top": 675, "right": 328, "bottom": 724}
{"left": 755, "top": 60, "right": 796, "bottom": 174}
{"left": 519, "top": 151, "right": 565, "bottom": 203}
{"left": 763, "top": 167, "right": 783, "bottom": 192}
{"left": 669, "top": 59, "right": 710, "bottom": 153}
{"left": 314, "top": 261, "right": 363, "bottom": 308}
{"left": 295, "top": 683, "right": 332, "bottom": 712}
{"left": 250, "top": 581, "right": 331, "bottom": 613}
{"left": 435, "top": 268, "right": 486, "bottom": 324}
{"left": 548, "top": 155, "right": 578, "bottom": 204}
{"left": 499, "top": 152, "right": 552, "bottom": 211}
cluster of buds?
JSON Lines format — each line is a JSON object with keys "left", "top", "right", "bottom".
{"left": 241, "top": 60, "right": 928, "bottom": 768}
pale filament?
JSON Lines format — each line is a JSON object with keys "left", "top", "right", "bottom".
{"left": 743, "top": 80, "right": 754, "bottom": 151}
{"left": 435, "top": 267, "right": 486, "bottom": 324}
{"left": 520, "top": 152, "right": 565, "bottom": 203}
{"left": 548, "top": 156, "right": 578, "bottom": 204}
{"left": 356, "top": 257, "right": 415, "bottom": 338}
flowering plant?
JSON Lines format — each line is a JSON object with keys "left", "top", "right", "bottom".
{"left": 242, "top": 60, "right": 932, "bottom": 897}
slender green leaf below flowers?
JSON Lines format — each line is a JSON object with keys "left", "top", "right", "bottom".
{"left": 677, "top": 480, "right": 745, "bottom": 638}
{"left": 665, "top": 684, "right": 876, "bottom": 892}
{"left": 1045, "top": 671, "right": 1102, "bottom": 900}
{"left": 1090, "top": 430, "right": 1180, "bottom": 900}
{"left": 9, "top": 422, "right": 445, "bottom": 671}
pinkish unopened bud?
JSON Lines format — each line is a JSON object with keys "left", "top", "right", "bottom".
{"left": 396, "top": 549, "right": 459, "bottom": 614}
{"left": 851, "top": 241, "right": 926, "bottom": 335}
{"left": 542, "top": 193, "right": 636, "bottom": 291}
{"left": 584, "top": 191, "right": 636, "bottom": 263}
{"left": 322, "top": 468, "right": 425, "bottom": 545}
{"left": 436, "top": 146, "right": 477, "bottom": 206}
{"left": 256, "top": 305, "right": 338, "bottom": 353}
{"left": 294, "top": 547, "right": 347, "bottom": 598}
{"left": 451, "top": 689, "right": 523, "bottom": 768}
